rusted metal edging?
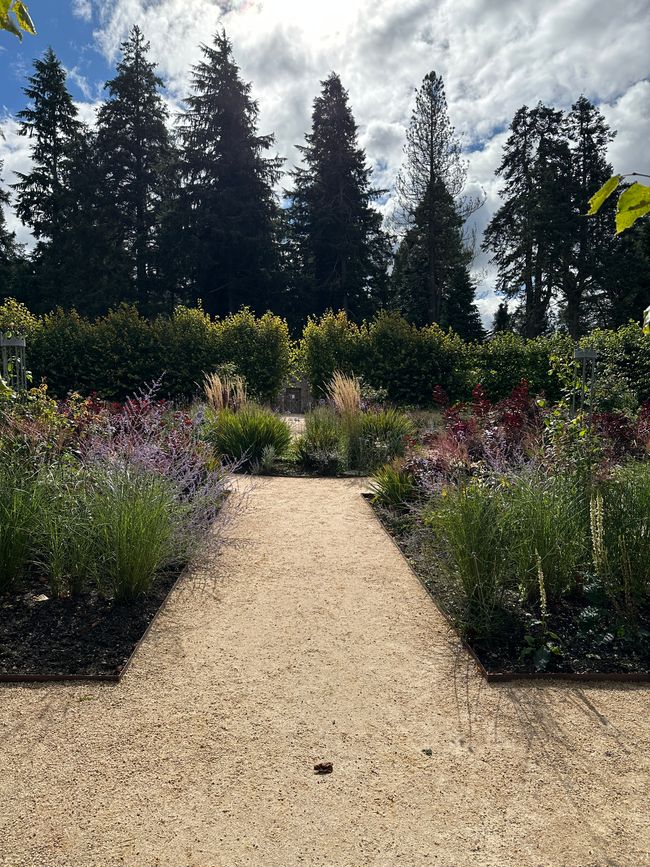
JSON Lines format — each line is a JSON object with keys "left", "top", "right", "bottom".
{"left": 361, "top": 492, "right": 650, "bottom": 685}
{"left": 0, "top": 565, "right": 190, "bottom": 685}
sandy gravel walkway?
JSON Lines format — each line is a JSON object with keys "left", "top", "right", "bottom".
{"left": 1, "top": 478, "right": 648, "bottom": 867}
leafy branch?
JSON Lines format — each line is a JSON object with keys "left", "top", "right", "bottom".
{"left": 587, "top": 172, "right": 650, "bottom": 234}
{"left": 0, "top": 0, "right": 35, "bottom": 39}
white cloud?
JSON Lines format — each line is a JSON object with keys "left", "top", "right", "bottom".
{"left": 5, "top": 0, "right": 650, "bottom": 326}
{"left": 71, "top": 0, "right": 93, "bottom": 22}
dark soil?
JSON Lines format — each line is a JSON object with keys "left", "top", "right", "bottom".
{"left": 373, "top": 500, "right": 650, "bottom": 677}
{"left": 0, "top": 570, "right": 181, "bottom": 679}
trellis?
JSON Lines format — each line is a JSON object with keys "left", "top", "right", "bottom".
{"left": 571, "top": 346, "right": 598, "bottom": 425}
{"left": 0, "top": 333, "right": 27, "bottom": 392}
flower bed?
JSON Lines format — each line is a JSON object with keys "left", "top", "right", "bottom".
{"left": 0, "top": 384, "right": 231, "bottom": 680}
{"left": 370, "top": 382, "right": 650, "bottom": 677}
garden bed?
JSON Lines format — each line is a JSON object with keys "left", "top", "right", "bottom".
{"left": 366, "top": 495, "right": 650, "bottom": 681}
{"left": 0, "top": 568, "right": 184, "bottom": 681}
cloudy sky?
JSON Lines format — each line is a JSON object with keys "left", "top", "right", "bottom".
{"left": 1, "top": 0, "right": 649, "bottom": 324}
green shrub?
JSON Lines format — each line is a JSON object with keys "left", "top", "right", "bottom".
{"left": 301, "top": 311, "right": 365, "bottom": 396}
{"left": 151, "top": 306, "right": 219, "bottom": 400}
{"left": 203, "top": 404, "right": 292, "bottom": 468}
{"left": 584, "top": 324, "right": 650, "bottom": 409}
{"left": 369, "top": 462, "right": 415, "bottom": 508}
{"left": 91, "top": 305, "right": 157, "bottom": 399}
{"left": 90, "top": 468, "right": 176, "bottom": 602}
{"left": 217, "top": 309, "right": 291, "bottom": 404}
{"left": 0, "top": 298, "right": 41, "bottom": 341}
{"left": 30, "top": 308, "right": 98, "bottom": 397}
{"left": 471, "top": 332, "right": 572, "bottom": 402}
{"left": 366, "top": 312, "right": 469, "bottom": 405}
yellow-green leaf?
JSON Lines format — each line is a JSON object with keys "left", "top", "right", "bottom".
{"left": 615, "top": 182, "right": 650, "bottom": 234}
{"left": 0, "top": 14, "right": 21, "bottom": 38}
{"left": 587, "top": 175, "right": 621, "bottom": 215}
{"left": 12, "top": 1, "right": 34, "bottom": 34}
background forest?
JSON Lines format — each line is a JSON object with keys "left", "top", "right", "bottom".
{"left": 0, "top": 27, "right": 648, "bottom": 339}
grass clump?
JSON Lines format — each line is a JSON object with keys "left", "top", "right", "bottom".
{"left": 0, "top": 462, "right": 39, "bottom": 594}
{"left": 369, "top": 462, "right": 415, "bottom": 509}
{"left": 203, "top": 370, "right": 247, "bottom": 413}
{"left": 90, "top": 468, "right": 177, "bottom": 603}
{"left": 204, "top": 403, "right": 291, "bottom": 468}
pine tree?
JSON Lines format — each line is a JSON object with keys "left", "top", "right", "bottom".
{"left": 13, "top": 47, "right": 83, "bottom": 308}
{"left": 96, "top": 26, "right": 175, "bottom": 311}
{"left": 561, "top": 96, "right": 615, "bottom": 336}
{"left": 390, "top": 176, "right": 483, "bottom": 337}
{"left": 287, "top": 72, "right": 390, "bottom": 321}
{"left": 394, "top": 71, "right": 481, "bottom": 326}
{"left": 178, "top": 30, "right": 282, "bottom": 317}
{"left": 482, "top": 103, "right": 573, "bottom": 338}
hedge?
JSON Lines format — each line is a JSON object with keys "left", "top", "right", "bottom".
{"left": 4, "top": 302, "right": 290, "bottom": 403}
{"left": 3, "top": 299, "right": 649, "bottom": 409}
{"left": 300, "top": 311, "right": 650, "bottom": 409}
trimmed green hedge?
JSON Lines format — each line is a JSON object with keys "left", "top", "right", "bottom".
{"left": 3, "top": 299, "right": 649, "bottom": 408}
{"left": 300, "top": 311, "right": 650, "bottom": 408}
{"left": 6, "top": 302, "right": 291, "bottom": 403}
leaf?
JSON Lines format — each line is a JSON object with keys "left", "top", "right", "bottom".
{"left": 587, "top": 175, "right": 621, "bottom": 215}
{"left": 615, "top": 182, "right": 650, "bottom": 234}
{"left": 0, "top": 11, "right": 22, "bottom": 38}
{"left": 12, "top": 1, "right": 34, "bottom": 34}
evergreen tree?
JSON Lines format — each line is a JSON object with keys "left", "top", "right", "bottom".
{"left": 561, "top": 96, "right": 615, "bottom": 336}
{"left": 96, "top": 26, "right": 175, "bottom": 311}
{"left": 390, "top": 176, "right": 483, "bottom": 338}
{"left": 490, "top": 301, "right": 512, "bottom": 334}
{"left": 178, "top": 30, "right": 282, "bottom": 317}
{"left": 13, "top": 47, "right": 83, "bottom": 309}
{"left": 600, "top": 218, "right": 650, "bottom": 327}
{"left": 394, "top": 71, "right": 481, "bottom": 325}
{"left": 0, "top": 162, "right": 24, "bottom": 300}
{"left": 286, "top": 72, "right": 390, "bottom": 321}
{"left": 482, "top": 103, "right": 573, "bottom": 338}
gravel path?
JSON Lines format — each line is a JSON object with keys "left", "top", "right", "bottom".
{"left": 1, "top": 478, "right": 648, "bottom": 866}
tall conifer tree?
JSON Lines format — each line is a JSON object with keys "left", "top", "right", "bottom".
{"left": 390, "top": 176, "right": 483, "bottom": 338}
{"left": 96, "top": 26, "right": 174, "bottom": 311}
{"left": 561, "top": 96, "right": 615, "bottom": 336}
{"left": 178, "top": 30, "right": 281, "bottom": 317}
{"left": 482, "top": 103, "right": 572, "bottom": 337}
{"left": 287, "top": 72, "right": 390, "bottom": 321}
{"left": 13, "top": 47, "right": 83, "bottom": 308}
{"left": 394, "top": 71, "right": 481, "bottom": 327}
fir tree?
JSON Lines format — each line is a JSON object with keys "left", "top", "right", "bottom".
{"left": 394, "top": 71, "right": 480, "bottom": 325}
{"left": 482, "top": 103, "right": 573, "bottom": 338}
{"left": 13, "top": 47, "right": 83, "bottom": 308}
{"left": 178, "top": 30, "right": 282, "bottom": 317}
{"left": 561, "top": 96, "right": 615, "bottom": 336}
{"left": 390, "top": 175, "right": 483, "bottom": 338}
{"left": 286, "top": 72, "right": 390, "bottom": 321}
{"left": 96, "top": 26, "right": 175, "bottom": 311}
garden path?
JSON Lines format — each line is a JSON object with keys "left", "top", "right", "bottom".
{"left": 1, "top": 477, "right": 648, "bottom": 866}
